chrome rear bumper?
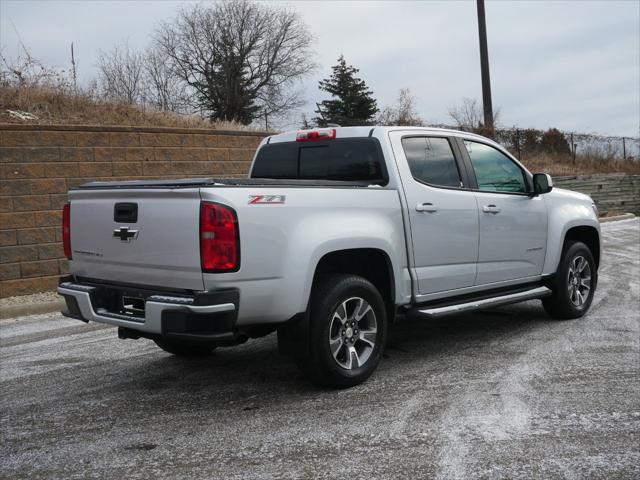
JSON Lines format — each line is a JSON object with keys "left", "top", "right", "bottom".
{"left": 58, "top": 281, "right": 236, "bottom": 334}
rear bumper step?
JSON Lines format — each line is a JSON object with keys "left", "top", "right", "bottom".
{"left": 410, "top": 286, "right": 552, "bottom": 318}
{"left": 57, "top": 278, "right": 239, "bottom": 343}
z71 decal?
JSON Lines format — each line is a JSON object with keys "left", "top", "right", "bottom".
{"left": 248, "top": 195, "right": 286, "bottom": 205}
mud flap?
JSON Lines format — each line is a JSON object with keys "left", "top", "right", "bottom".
{"left": 277, "top": 312, "right": 310, "bottom": 358}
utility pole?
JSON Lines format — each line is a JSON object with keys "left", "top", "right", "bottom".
{"left": 476, "top": 0, "right": 494, "bottom": 136}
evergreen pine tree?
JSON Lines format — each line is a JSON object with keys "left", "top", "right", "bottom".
{"left": 315, "top": 55, "right": 378, "bottom": 126}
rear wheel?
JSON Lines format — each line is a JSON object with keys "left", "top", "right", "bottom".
{"left": 154, "top": 339, "right": 216, "bottom": 357}
{"left": 298, "top": 274, "right": 388, "bottom": 388}
{"left": 543, "top": 241, "right": 597, "bottom": 319}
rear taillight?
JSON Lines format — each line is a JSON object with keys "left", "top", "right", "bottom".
{"left": 200, "top": 202, "right": 239, "bottom": 272}
{"left": 62, "top": 203, "right": 72, "bottom": 259}
{"left": 296, "top": 128, "right": 336, "bottom": 142}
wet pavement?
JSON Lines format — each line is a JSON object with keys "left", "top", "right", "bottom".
{"left": 1, "top": 219, "right": 639, "bottom": 479}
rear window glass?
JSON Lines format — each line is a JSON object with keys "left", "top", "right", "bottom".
{"left": 251, "top": 138, "right": 387, "bottom": 184}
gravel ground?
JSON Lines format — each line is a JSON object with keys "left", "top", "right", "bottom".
{"left": 0, "top": 291, "right": 60, "bottom": 308}
{"left": 1, "top": 219, "right": 638, "bottom": 479}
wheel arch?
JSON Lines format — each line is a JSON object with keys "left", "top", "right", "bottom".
{"left": 312, "top": 248, "right": 396, "bottom": 319}
{"left": 563, "top": 225, "right": 600, "bottom": 268}
{"left": 277, "top": 247, "right": 396, "bottom": 359}
{"left": 543, "top": 214, "right": 601, "bottom": 276}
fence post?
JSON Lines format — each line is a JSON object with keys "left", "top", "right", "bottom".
{"left": 622, "top": 137, "right": 626, "bottom": 160}
{"left": 571, "top": 133, "right": 576, "bottom": 164}
{"left": 516, "top": 128, "right": 521, "bottom": 159}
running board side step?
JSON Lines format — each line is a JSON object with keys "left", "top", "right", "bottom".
{"left": 410, "top": 286, "right": 552, "bottom": 318}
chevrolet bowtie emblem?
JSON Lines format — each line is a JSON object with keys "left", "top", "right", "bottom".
{"left": 113, "top": 227, "right": 139, "bottom": 242}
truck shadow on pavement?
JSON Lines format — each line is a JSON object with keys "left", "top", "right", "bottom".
{"left": 387, "top": 301, "right": 550, "bottom": 355}
{"left": 113, "top": 301, "right": 551, "bottom": 407}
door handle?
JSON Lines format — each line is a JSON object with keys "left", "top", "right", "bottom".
{"left": 482, "top": 204, "right": 501, "bottom": 214}
{"left": 416, "top": 202, "right": 438, "bottom": 213}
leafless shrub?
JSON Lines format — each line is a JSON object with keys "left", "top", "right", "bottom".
{"left": 430, "top": 122, "right": 639, "bottom": 175}
{"left": 0, "top": 43, "right": 73, "bottom": 91}
{"left": 97, "top": 42, "right": 145, "bottom": 104}
{"left": 448, "top": 97, "right": 483, "bottom": 129}
{"left": 519, "top": 152, "right": 640, "bottom": 176}
{"left": 448, "top": 97, "right": 500, "bottom": 131}
{"left": 377, "top": 88, "right": 424, "bottom": 126}
{"left": 142, "top": 46, "right": 189, "bottom": 112}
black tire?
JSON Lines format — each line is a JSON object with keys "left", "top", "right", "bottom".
{"left": 154, "top": 339, "right": 216, "bottom": 357}
{"left": 543, "top": 241, "right": 597, "bottom": 319}
{"left": 298, "top": 274, "right": 388, "bottom": 389}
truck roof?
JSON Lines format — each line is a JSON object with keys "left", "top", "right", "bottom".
{"left": 266, "top": 126, "right": 493, "bottom": 145}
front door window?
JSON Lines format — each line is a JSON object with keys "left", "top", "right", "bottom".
{"left": 464, "top": 140, "right": 527, "bottom": 193}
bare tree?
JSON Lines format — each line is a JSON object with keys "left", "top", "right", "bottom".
{"left": 377, "top": 88, "right": 424, "bottom": 126}
{"left": 448, "top": 97, "right": 500, "bottom": 131}
{"left": 448, "top": 97, "right": 482, "bottom": 129}
{"left": 143, "top": 47, "right": 188, "bottom": 112}
{"left": 154, "top": 0, "right": 315, "bottom": 124}
{"left": 97, "top": 42, "right": 144, "bottom": 104}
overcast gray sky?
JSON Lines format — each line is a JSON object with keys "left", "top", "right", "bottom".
{"left": 1, "top": 0, "right": 638, "bottom": 136}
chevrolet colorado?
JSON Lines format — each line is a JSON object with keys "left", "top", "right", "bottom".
{"left": 58, "top": 127, "right": 600, "bottom": 387}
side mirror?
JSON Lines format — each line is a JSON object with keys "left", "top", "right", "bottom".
{"left": 532, "top": 173, "right": 553, "bottom": 195}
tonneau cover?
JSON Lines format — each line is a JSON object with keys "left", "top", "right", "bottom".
{"left": 75, "top": 178, "right": 373, "bottom": 190}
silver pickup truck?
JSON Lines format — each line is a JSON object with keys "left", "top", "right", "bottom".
{"left": 58, "top": 126, "right": 600, "bottom": 387}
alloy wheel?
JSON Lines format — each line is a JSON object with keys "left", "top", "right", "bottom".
{"left": 328, "top": 297, "right": 378, "bottom": 370}
{"left": 567, "top": 255, "right": 591, "bottom": 307}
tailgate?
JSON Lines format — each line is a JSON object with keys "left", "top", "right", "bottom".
{"left": 68, "top": 188, "right": 204, "bottom": 291}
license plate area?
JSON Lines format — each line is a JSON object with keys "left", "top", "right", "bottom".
{"left": 122, "top": 296, "right": 146, "bottom": 317}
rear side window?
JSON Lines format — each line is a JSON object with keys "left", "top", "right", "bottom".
{"left": 401, "top": 137, "right": 462, "bottom": 188}
{"left": 251, "top": 138, "right": 387, "bottom": 184}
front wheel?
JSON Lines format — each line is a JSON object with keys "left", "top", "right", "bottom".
{"left": 298, "top": 274, "right": 388, "bottom": 388}
{"left": 543, "top": 241, "right": 597, "bottom": 319}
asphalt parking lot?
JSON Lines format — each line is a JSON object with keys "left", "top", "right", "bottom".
{"left": 1, "top": 218, "right": 638, "bottom": 479}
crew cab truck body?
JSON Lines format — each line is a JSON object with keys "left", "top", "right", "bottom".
{"left": 58, "top": 127, "right": 600, "bottom": 387}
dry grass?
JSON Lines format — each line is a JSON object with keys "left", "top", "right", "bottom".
{"left": 1, "top": 86, "right": 638, "bottom": 176}
{"left": 0, "top": 86, "right": 258, "bottom": 131}
{"left": 520, "top": 153, "right": 640, "bottom": 176}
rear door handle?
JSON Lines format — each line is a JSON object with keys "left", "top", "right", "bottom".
{"left": 416, "top": 202, "right": 438, "bottom": 213}
{"left": 482, "top": 204, "right": 501, "bottom": 214}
